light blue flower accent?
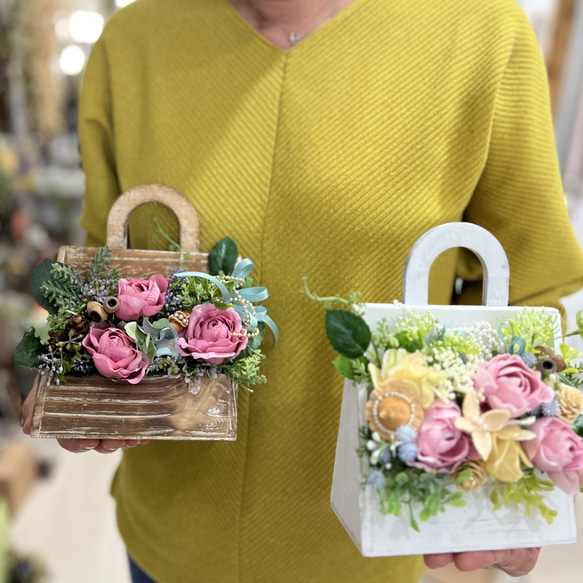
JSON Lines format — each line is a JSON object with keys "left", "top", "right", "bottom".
{"left": 142, "top": 318, "right": 180, "bottom": 357}
{"left": 396, "top": 425, "right": 417, "bottom": 444}
{"left": 541, "top": 399, "right": 561, "bottom": 417}
{"left": 498, "top": 322, "right": 526, "bottom": 357}
{"left": 397, "top": 442, "right": 418, "bottom": 463}
{"left": 521, "top": 352, "right": 538, "bottom": 368}
{"left": 367, "top": 470, "right": 386, "bottom": 490}
{"left": 177, "top": 258, "right": 279, "bottom": 344}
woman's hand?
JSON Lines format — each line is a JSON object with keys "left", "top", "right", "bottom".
{"left": 22, "top": 376, "right": 149, "bottom": 453}
{"left": 424, "top": 548, "right": 541, "bottom": 577}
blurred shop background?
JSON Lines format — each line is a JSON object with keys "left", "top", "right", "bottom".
{"left": 0, "top": 0, "right": 581, "bottom": 581}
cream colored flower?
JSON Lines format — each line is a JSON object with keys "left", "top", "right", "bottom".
{"left": 454, "top": 391, "right": 536, "bottom": 482}
{"left": 557, "top": 386, "right": 583, "bottom": 425}
{"left": 369, "top": 348, "right": 443, "bottom": 408}
{"left": 454, "top": 460, "right": 488, "bottom": 492}
{"left": 454, "top": 391, "right": 512, "bottom": 460}
{"left": 484, "top": 433, "right": 533, "bottom": 482}
{"left": 365, "top": 379, "right": 424, "bottom": 442}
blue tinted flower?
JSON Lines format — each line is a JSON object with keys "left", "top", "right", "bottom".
{"left": 541, "top": 399, "right": 561, "bottom": 417}
{"left": 397, "top": 442, "right": 418, "bottom": 463}
{"left": 396, "top": 425, "right": 417, "bottom": 444}
{"left": 367, "top": 470, "right": 386, "bottom": 490}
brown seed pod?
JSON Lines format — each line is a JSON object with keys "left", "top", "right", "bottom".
{"left": 103, "top": 296, "right": 120, "bottom": 314}
{"left": 67, "top": 315, "right": 89, "bottom": 336}
{"left": 86, "top": 301, "right": 108, "bottom": 322}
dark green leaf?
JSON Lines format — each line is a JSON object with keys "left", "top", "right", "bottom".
{"left": 13, "top": 330, "right": 43, "bottom": 368}
{"left": 573, "top": 415, "right": 583, "bottom": 438}
{"left": 31, "top": 258, "right": 60, "bottom": 314}
{"left": 325, "top": 310, "right": 371, "bottom": 359}
{"left": 239, "top": 324, "right": 265, "bottom": 359}
{"left": 208, "top": 237, "right": 238, "bottom": 275}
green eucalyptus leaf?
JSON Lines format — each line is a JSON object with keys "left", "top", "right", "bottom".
{"left": 325, "top": 310, "right": 371, "bottom": 359}
{"left": 394, "top": 472, "right": 409, "bottom": 486}
{"left": 14, "top": 329, "right": 44, "bottom": 368}
{"left": 208, "top": 237, "right": 238, "bottom": 275}
{"left": 124, "top": 322, "right": 157, "bottom": 363}
{"left": 31, "top": 258, "right": 60, "bottom": 314}
{"left": 333, "top": 356, "right": 355, "bottom": 379}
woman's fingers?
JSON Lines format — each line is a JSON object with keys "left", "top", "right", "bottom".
{"left": 424, "top": 548, "right": 541, "bottom": 577}
{"left": 21, "top": 376, "right": 40, "bottom": 436}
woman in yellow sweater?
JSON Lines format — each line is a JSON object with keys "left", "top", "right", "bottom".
{"left": 23, "top": 0, "right": 583, "bottom": 581}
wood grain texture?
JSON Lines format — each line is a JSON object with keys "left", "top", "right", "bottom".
{"left": 56, "top": 246, "right": 208, "bottom": 279}
{"left": 41, "top": 186, "right": 238, "bottom": 440}
{"left": 106, "top": 184, "right": 200, "bottom": 251}
{"left": 31, "top": 374, "right": 237, "bottom": 440}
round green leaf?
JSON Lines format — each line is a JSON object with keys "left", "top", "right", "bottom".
{"left": 208, "top": 237, "right": 238, "bottom": 275}
{"left": 325, "top": 310, "right": 371, "bottom": 359}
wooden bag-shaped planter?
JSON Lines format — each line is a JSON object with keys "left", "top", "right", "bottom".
{"left": 31, "top": 184, "right": 237, "bottom": 441}
{"left": 330, "top": 223, "right": 578, "bottom": 556}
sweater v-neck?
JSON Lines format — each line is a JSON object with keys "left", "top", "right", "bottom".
{"left": 217, "top": 0, "right": 372, "bottom": 54}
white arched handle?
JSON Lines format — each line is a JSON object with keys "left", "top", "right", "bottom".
{"left": 402, "top": 223, "right": 510, "bottom": 307}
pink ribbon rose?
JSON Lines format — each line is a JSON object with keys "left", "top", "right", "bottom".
{"left": 82, "top": 322, "right": 149, "bottom": 384}
{"left": 475, "top": 354, "right": 554, "bottom": 417}
{"left": 177, "top": 303, "right": 248, "bottom": 365}
{"left": 522, "top": 417, "right": 583, "bottom": 496}
{"left": 116, "top": 273, "right": 168, "bottom": 321}
{"left": 412, "top": 401, "right": 470, "bottom": 473}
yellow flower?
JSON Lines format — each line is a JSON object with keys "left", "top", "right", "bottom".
{"left": 364, "top": 379, "right": 424, "bottom": 442}
{"left": 369, "top": 348, "right": 442, "bottom": 408}
{"left": 454, "top": 391, "right": 535, "bottom": 482}
{"left": 484, "top": 433, "right": 533, "bottom": 482}
{"left": 454, "top": 391, "right": 512, "bottom": 460}
{"left": 557, "top": 386, "right": 583, "bottom": 425}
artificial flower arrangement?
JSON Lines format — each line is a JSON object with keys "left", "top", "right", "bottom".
{"left": 15, "top": 237, "right": 277, "bottom": 392}
{"left": 304, "top": 280, "right": 583, "bottom": 532}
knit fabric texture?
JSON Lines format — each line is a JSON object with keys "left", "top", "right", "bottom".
{"left": 78, "top": 0, "right": 583, "bottom": 581}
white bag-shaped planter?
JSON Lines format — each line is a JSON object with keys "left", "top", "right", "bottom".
{"left": 330, "top": 223, "right": 578, "bottom": 557}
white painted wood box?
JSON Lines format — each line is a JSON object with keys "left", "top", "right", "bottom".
{"left": 330, "top": 223, "right": 578, "bottom": 556}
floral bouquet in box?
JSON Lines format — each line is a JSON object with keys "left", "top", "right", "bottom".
{"left": 304, "top": 280, "right": 583, "bottom": 532}
{"left": 15, "top": 236, "right": 277, "bottom": 393}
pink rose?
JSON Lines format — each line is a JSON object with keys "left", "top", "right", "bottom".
{"left": 412, "top": 401, "right": 470, "bottom": 473}
{"left": 522, "top": 417, "right": 583, "bottom": 496}
{"left": 116, "top": 273, "right": 168, "bottom": 321}
{"left": 475, "top": 354, "right": 554, "bottom": 417}
{"left": 82, "top": 322, "right": 149, "bottom": 384}
{"left": 177, "top": 304, "right": 248, "bottom": 364}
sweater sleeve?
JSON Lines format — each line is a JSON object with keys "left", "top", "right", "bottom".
{"left": 78, "top": 36, "right": 121, "bottom": 247}
{"left": 455, "top": 9, "right": 583, "bottom": 313}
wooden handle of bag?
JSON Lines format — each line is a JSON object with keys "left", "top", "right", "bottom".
{"left": 402, "top": 222, "right": 510, "bottom": 307}
{"left": 106, "top": 184, "right": 200, "bottom": 251}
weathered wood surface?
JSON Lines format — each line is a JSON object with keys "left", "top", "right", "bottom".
{"left": 57, "top": 246, "right": 208, "bottom": 279}
{"left": 31, "top": 374, "right": 237, "bottom": 441}
{"left": 39, "top": 185, "right": 239, "bottom": 441}
{"left": 106, "top": 184, "right": 200, "bottom": 251}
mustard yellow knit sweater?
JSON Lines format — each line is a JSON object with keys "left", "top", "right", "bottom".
{"left": 78, "top": 0, "right": 583, "bottom": 581}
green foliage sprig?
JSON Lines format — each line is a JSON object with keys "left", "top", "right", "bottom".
{"left": 489, "top": 472, "right": 558, "bottom": 524}
{"left": 40, "top": 263, "right": 83, "bottom": 313}
{"left": 302, "top": 278, "right": 371, "bottom": 360}
{"left": 88, "top": 244, "right": 120, "bottom": 280}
